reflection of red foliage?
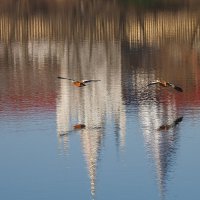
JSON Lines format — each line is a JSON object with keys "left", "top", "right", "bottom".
{"left": 159, "top": 82, "right": 200, "bottom": 110}
{"left": 176, "top": 91, "right": 200, "bottom": 107}
{"left": 0, "top": 72, "right": 57, "bottom": 113}
{"left": 0, "top": 93, "right": 56, "bottom": 112}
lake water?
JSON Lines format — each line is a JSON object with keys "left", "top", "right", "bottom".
{"left": 1, "top": 2, "right": 200, "bottom": 200}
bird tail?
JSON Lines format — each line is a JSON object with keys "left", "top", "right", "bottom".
{"left": 174, "top": 86, "right": 183, "bottom": 92}
{"left": 168, "top": 82, "right": 183, "bottom": 92}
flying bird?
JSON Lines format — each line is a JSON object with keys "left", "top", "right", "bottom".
{"left": 147, "top": 80, "right": 183, "bottom": 92}
{"left": 57, "top": 76, "right": 101, "bottom": 87}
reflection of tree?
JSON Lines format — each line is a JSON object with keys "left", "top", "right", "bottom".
{"left": 1, "top": 4, "right": 200, "bottom": 47}
{"left": 138, "top": 100, "right": 182, "bottom": 200}
{"left": 56, "top": 40, "right": 126, "bottom": 199}
{"left": 1, "top": 0, "right": 200, "bottom": 14}
{"left": 0, "top": 41, "right": 58, "bottom": 111}
{"left": 121, "top": 47, "right": 184, "bottom": 198}
{"left": 80, "top": 128, "right": 104, "bottom": 199}
{"left": 1, "top": 5, "right": 200, "bottom": 199}
{"left": 191, "top": 15, "right": 200, "bottom": 48}
{"left": 120, "top": 35, "right": 185, "bottom": 199}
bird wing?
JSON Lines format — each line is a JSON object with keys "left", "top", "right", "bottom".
{"left": 82, "top": 79, "right": 101, "bottom": 83}
{"left": 147, "top": 81, "right": 159, "bottom": 86}
{"left": 57, "top": 76, "right": 75, "bottom": 81}
{"left": 167, "top": 82, "right": 183, "bottom": 92}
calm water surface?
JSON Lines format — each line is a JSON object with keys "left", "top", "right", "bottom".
{"left": 1, "top": 3, "right": 200, "bottom": 200}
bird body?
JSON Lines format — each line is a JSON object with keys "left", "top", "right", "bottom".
{"left": 57, "top": 76, "right": 101, "bottom": 87}
{"left": 147, "top": 80, "right": 183, "bottom": 92}
{"left": 73, "top": 81, "right": 86, "bottom": 87}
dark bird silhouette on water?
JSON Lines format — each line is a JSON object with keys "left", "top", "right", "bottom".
{"left": 147, "top": 80, "right": 183, "bottom": 92}
{"left": 157, "top": 116, "right": 183, "bottom": 131}
{"left": 58, "top": 124, "right": 86, "bottom": 136}
{"left": 57, "top": 76, "right": 101, "bottom": 87}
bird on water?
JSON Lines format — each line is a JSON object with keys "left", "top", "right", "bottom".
{"left": 147, "top": 80, "right": 183, "bottom": 92}
{"left": 57, "top": 76, "right": 101, "bottom": 87}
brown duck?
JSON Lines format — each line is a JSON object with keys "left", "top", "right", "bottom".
{"left": 57, "top": 76, "right": 101, "bottom": 87}
{"left": 147, "top": 80, "right": 183, "bottom": 92}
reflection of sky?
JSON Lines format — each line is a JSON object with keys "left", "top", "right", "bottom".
{"left": 0, "top": 111, "right": 55, "bottom": 134}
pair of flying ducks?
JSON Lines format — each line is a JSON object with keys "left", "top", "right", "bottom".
{"left": 57, "top": 76, "right": 183, "bottom": 92}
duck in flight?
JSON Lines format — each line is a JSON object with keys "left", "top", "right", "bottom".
{"left": 57, "top": 76, "right": 101, "bottom": 87}
{"left": 147, "top": 80, "right": 183, "bottom": 92}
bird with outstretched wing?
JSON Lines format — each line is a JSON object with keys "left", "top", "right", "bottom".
{"left": 57, "top": 76, "right": 101, "bottom": 87}
{"left": 147, "top": 80, "right": 183, "bottom": 92}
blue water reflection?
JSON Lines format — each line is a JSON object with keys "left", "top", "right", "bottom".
{"left": 1, "top": 7, "right": 200, "bottom": 200}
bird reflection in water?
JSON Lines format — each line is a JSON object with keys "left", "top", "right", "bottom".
{"left": 58, "top": 124, "right": 86, "bottom": 136}
{"left": 73, "top": 124, "right": 86, "bottom": 130}
{"left": 157, "top": 117, "right": 183, "bottom": 131}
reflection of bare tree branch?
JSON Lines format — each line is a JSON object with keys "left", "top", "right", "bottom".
{"left": 137, "top": 11, "right": 146, "bottom": 44}
{"left": 80, "top": 127, "right": 104, "bottom": 200}
{"left": 75, "top": 38, "right": 81, "bottom": 69}
{"left": 190, "top": 16, "right": 200, "bottom": 48}
{"left": 119, "top": 9, "right": 126, "bottom": 39}
{"left": 1, "top": 10, "right": 200, "bottom": 46}
{"left": 89, "top": 37, "right": 93, "bottom": 61}
{"left": 16, "top": 0, "right": 29, "bottom": 15}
